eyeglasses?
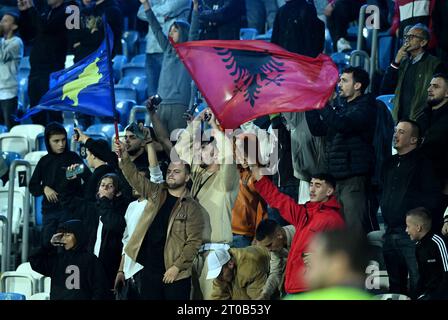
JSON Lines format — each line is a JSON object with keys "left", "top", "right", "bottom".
{"left": 403, "top": 34, "right": 424, "bottom": 41}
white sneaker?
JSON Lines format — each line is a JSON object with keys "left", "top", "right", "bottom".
{"left": 337, "top": 37, "right": 352, "bottom": 52}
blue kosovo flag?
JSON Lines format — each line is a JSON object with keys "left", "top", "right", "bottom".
{"left": 18, "top": 25, "right": 115, "bottom": 120}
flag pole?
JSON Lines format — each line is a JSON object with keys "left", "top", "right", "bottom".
{"left": 102, "top": 15, "right": 119, "bottom": 143}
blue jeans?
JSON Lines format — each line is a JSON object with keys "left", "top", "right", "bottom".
{"left": 145, "top": 53, "right": 163, "bottom": 97}
{"left": 232, "top": 234, "right": 253, "bottom": 248}
{"left": 383, "top": 231, "right": 419, "bottom": 299}
{"left": 245, "top": 0, "right": 278, "bottom": 34}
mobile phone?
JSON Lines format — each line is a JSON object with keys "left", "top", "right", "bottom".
{"left": 66, "top": 164, "right": 84, "bottom": 179}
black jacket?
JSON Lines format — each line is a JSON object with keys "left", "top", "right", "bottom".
{"left": 72, "top": 0, "right": 123, "bottom": 62}
{"left": 87, "top": 195, "right": 127, "bottom": 288}
{"left": 417, "top": 102, "right": 448, "bottom": 183}
{"left": 416, "top": 232, "right": 448, "bottom": 300}
{"left": 271, "top": 0, "right": 324, "bottom": 57}
{"left": 29, "top": 219, "right": 111, "bottom": 300}
{"left": 306, "top": 94, "right": 376, "bottom": 179}
{"left": 29, "top": 123, "right": 90, "bottom": 212}
{"left": 60, "top": 174, "right": 128, "bottom": 289}
{"left": 198, "top": 0, "right": 244, "bottom": 40}
{"left": 380, "top": 149, "right": 441, "bottom": 232}
{"left": 19, "top": 1, "right": 78, "bottom": 73}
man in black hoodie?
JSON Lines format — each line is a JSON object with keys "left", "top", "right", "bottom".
{"left": 306, "top": 66, "right": 377, "bottom": 235}
{"left": 29, "top": 122, "right": 90, "bottom": 247}
{"left": 417, "top": 73, "right": 448, "bottom": 220}
{"left": 30, "top": 219, "right": 111, "bottom": 300}
{"left": 18, "top": 0, "right": 79, "bottom": 125}
{"left": 380, "top": 119, "right": 441, "bottom": 298}
{"left": 405, "top": 207, "right": 448, "bottom": 300}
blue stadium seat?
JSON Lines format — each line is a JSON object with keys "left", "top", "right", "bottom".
{"left": 81, "top": 132, "right": 109, "bottom": 147}
{"left": 121, "top": 63, "right": 146, "bottom": 79}
{"left": 86, "top": 123, "right": 124, "bottom": 142}
{"left": 18, "top": 68, "right": 30, "bottom": 81}
{"left": 35, "top": 195, "right": 43, "bottom": 226}
{"left": 122, "top": 31, "right": 139, "bottom": 59}
{"left": 376, "top": 95, "right": 395, "bottom": 113}
{"left": 129, "top": 105, "right": 150, "bottom": 125}
{"left": 18, "top": 78, "right": 29, "bottom": 110}
{"left": 119, "top": 76, "right": 148, "bottom": 104}
{"left": 1, "top": 151, "right": 22, "bottom": 167}
{"left": 0, "top": 125, "right": 7, "bottom": 134}
{"left": 0, "top": 292, "right": 26, "bottom": 300}
{"left": 138, "top": 38, "right": 147, "bottom": 55}
{"left": 331, "top": 52, "right": 351, "bottom": 73}
{"left": 115, "top": 85, "right": 138, "bottom": 103}
{"left": 112, "top": 55, "right": 128, "bottom": 83}
{"left": 130, "top": 54, "right": 146, "bottom": 67}
{"left": 255, "top": 29, "right": 272, "bottom": 42}
{"left": 116, "top": 100, "right": 136, "bottom": 127}
{"left": 35, "top": 132, "right": 46, "bottom": 151}
{"left": 240, "top": 28, "right": 258, "bottom": 40}
{"left": 19, "top": 56, "right": 30, "bottom": 70}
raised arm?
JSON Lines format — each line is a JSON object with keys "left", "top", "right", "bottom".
{"left": 253, "top": 173, "right": 307, "bottom": 227}
{"left": 116, "top": 140, "right": 160, "bottom": 198}
{"left": 140, "top": 0, "right": 170, "bottom": 51}
{"left": 188, "top": 0, "right": 199, "bottom": 41}
{"left": 146, "top": 99, "right": 173, "bottom": 156}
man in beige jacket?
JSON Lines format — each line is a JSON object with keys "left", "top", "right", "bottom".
{"left": 174, "top": 108, "right": 240, "bottom": 299}
{"left": 116, "top": 140, "right": 209, "bottom": 299}
{"left": 207, "top": 246, "right": 270, "bottom": 300}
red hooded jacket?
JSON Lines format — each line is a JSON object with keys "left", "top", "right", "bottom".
{"left": 255, "top": 177, "right": 345, "bottom": 294}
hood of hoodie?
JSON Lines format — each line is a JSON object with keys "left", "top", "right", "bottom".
{"left": 170, "top": 19, "right": 190, "bottom": 44}
{"left": 44, "top": 122, "right": 69, "bottom": 155}
{"left": 57, "top": 219, "right": 88, "bottom": 251}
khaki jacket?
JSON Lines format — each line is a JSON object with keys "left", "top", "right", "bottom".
{"left": 211, "top": 246, "right": 270, "bottom": 300}
{"left": 120, "top": 156, "right": 210, "bottom": 281}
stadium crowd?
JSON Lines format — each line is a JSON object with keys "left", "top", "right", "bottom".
{"left": 0, "top": 0, "right": 447, "bottom": 300}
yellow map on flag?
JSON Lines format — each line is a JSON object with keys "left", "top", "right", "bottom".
{"left": 62, "top": 57, "right": 103, "bottom": 106}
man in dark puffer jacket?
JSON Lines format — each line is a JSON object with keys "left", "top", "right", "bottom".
{"left": 306, "top": 67, "right": 376, "bottom": 235}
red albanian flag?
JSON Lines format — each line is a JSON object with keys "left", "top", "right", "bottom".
{"left": 173, "top": 40, "right": 339, "bottom": 129}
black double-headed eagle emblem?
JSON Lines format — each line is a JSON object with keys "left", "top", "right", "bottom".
{"left": 216, "top": 48, "right": 285, "bottom": 108}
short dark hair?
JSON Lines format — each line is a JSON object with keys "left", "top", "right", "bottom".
{"left": 255, "top": 219, "right": 280, "bottom": 241}
{"left": 342, "top": 66, "right": 370, "bottom": 94}
{"left": 397, "top": 119, "right": 421, "bottom": 142}
{"left": 317, "top": 229, "right": 371, "bottom": 275}
{"left": 406, "top": 207, "right": 432, "bottom": 228}
{"left": 311, "top": 173, "right": 336, "bottom": 189}
{"left": 3, "top": 11, "right": 19, "bottom": 25}
{"left": 170, "top": 160, "right": 191, "bottom": 175}
{"left": 432, "top": 73, "right": 448, "bottom": 85}
{"left": 46, "top": 122, "right": 67, "bottom": 138}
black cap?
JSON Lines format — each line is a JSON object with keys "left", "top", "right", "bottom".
{"left": 86, "top": 139, "right": 113, "bottom": 163}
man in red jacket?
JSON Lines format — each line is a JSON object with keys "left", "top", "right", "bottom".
{"left": 251, "top": 168, "right": 345, "bottom": 295}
